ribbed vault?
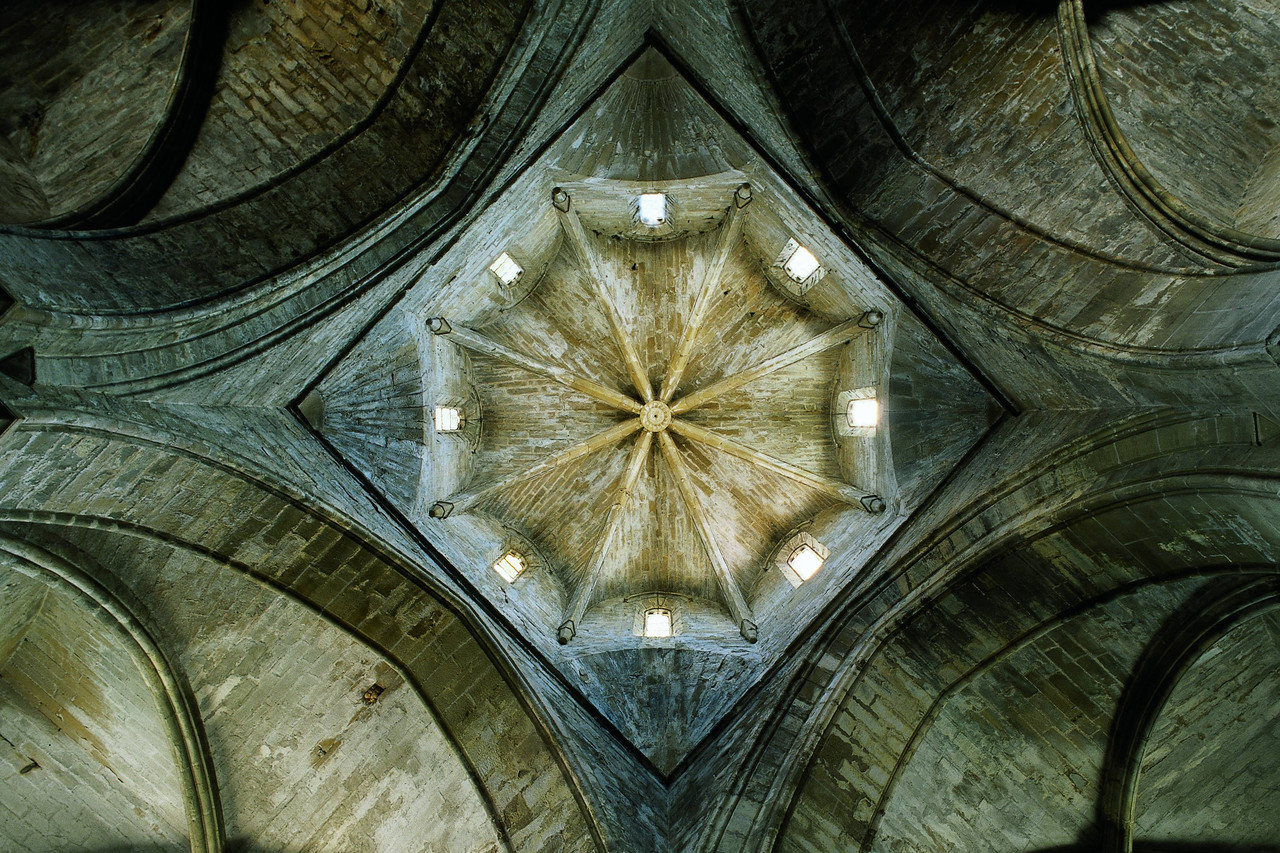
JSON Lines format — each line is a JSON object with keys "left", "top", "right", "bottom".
{"left": 0, "top": 1, "right": 1278, "bottom": 851}
{"left": 307, "top": 47, "right": 999, "bottom": 773}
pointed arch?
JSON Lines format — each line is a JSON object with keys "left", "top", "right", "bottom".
{"left": 0, "top": 532, "right": 225, "bottom": 852}
{"left": 1098, "top": 575, "right": 1280, "bottom": 852}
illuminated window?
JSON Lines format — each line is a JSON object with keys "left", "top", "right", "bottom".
{"left": 489, "top": 252, "right": 522, "bottom": 286}
{"left": 787, "top": 543, "right": 825, "bottom": 581}
{"left": 847, "top": 396, "right": 878, "bottom": 429}
{"left": 433, "top": 405, "right": 462, "bottom": 432}
{"left": 783, "top": 242, "right": 820, "bottom": 282}
{"left": 643, "top": 607, "right": 673, "bottom": 637}
{"left": 493, "top": 552, "right": 526, "bottom": 583}
{"left": 637, "top": 193, "right": 667, "bottom": 227}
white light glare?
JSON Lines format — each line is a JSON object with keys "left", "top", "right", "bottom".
{"left": 489, "top": 252, "right": 522, "bottom": 286}
{"left": 434, "top": 406, "right": 462, "bottom": 432}
{"left": 788, "top": 544, "right": 825, "bottom": 581}
{"left": 494, "top": 552, "right": 526, "bottom": 583}
{"left": 638, "top": 193, "right": 667, "bottom": 227}
{"left": 784, "top": 243, "right": 821, "bottom": 282}
{"left": 643, "top": 607, "right": 673, "bottom": 637}
{"left": 847, "top": 397, "right": 879, "bottom": 428}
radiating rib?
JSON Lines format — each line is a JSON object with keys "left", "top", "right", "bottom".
{"left": 559, "top": 431, "right": 653, "bottom": 641}
{"left": 438, "top": 322, "right": 642, "bottom": 414}
{"left": 659, "top": 198, "right": 745, "bottom": 403}
{"left": 557, "top": 204, "right": 656, "bottom": 402}
{"left": 657, "top": 432, "right": 757, "bottom": 641}
{"left": 670, "top": 419, "right": 875, "bottom": 506}
{"left": 430, "top": 419, "right": 641, "bottom": 518}
{"left": 671, "top": 314, "right": 877, "bottom": 415}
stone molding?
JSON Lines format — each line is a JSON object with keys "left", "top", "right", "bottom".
{"left": 0, "top": 0, "right": 540, "bottom": 314}
{"left": 22, "top": 1, "right": 219, "bottom": 230}
{"left": 0, "top": 532, "right": 225, "bottom": 853}
{"left": 0, "top": 405, "right": 608, "bottom": 851}
{"left": 1057, "top": 0, "right": 1280, "bottom": 268}
{"left": 1097, "top": 573, "right": 1280, "bottom": 852}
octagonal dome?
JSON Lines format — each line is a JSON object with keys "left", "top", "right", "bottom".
{"left": 302, "top": 48, "right": 1002, "bottom": 774}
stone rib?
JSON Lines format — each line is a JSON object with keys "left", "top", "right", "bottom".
{"left": 670, "top": 419, "right": 879, "bottom": 508}
{"left": 671, "top": 312, "right": 879, "bottom": 415}
{"left": 657, "top": 431, "right": 757, "bottom": 642}
{"left": 660, "top": 192, "right": 747, "bottom": 403}
{"left": 558, "top": 431, "right": 653, "bottom": 642}
{"left": 557, "top": 203, "right": 656, "bottom": 402}
{"left": 430, "top": 419, "right": 641, "bottom": 518}
{"left": 432, "top": 320, "right": 642, "bottom": 414}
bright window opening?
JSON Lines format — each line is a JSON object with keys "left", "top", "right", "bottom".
{"left": 434, "top": 405, "right": 462, "bottom": 432}
{"left": 489, "top": 252, "right": 522, "bottom": 286}
{"left": 638, "top": 193, "right": 667, "bottom": 227}
{"left": 847, "top": 396, "right": 879, "bottom": 428}
{"left": 787, "top": 543, "right": 825, "bottom": 581}
{"left": 643, "top": 607, "right": 673, "bottom": 637}
{"left": 493, "top": 552, "right": 525, "bottom": 583}
{"left": 783, "top": 243, "right": 820, "bottom": 282}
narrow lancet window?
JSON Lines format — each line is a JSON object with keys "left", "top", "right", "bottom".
{"left": 643, "top": 607, "right": 673, "bottom": 637}
{"left": 489, "top": 252, "right": 523, "bottom": 286}
{"left": 783, "top": 242, "right": 820, "bottom": 282}
{"left": 847, "top": 396, "right": 878, "bottom": 429}
{"left": 787, "top": 543, "right": 825, "bottom": 581}
{"left": 494, "top": 552, "right": 526, "bottom": 583}
{"left": 638, "top": 193, "right": 667, "bottom": 227}
{"left": 434, "top": 405, "right": 462, "bottom": 432}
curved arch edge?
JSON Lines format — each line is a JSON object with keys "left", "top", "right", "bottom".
{"left": 1057, "top": 0, "right": 1280, "bottom": 268}
{"left": 1097, "top": 574, "right": 1280, "bottom": 852}
{"left": 0, "top": 532, "right": 226, "bottom": 853}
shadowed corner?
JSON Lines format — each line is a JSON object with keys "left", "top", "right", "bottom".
{"left": 1024, "top": 840, "right": 1280, "bottom": 845}
{"left": 964, "top": 0, "right": 1178, "bottom": 20}
{"left": 1022, "top": 814, "right": 1280, "bottom": 851}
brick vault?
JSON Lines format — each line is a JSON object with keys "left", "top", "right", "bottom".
{"left": 0, "top": 1, "right": 1278, "bottom": 852}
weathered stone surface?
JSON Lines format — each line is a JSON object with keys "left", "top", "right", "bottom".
{"left": 0, "top": 1, "right": 1278, "bottom": 851}
{"left": 0, "top": 0, "right": 190, "bottom": 223}
{"left": 1135, "top": 610, "right": 1280, "bottom": 848}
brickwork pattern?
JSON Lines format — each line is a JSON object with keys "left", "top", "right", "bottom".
{"left": 843, "top": 1, "right": 1187, "bottom": 269}
{"left": 40, "top": 524, "right": 506, "bottom": 853}
{"left": 1092, "top": 1, "right": 1280, "bottom": 239}
{"left": 150, "top": 0, "right": 429, "bottom": 219}
{"left": 0, "top": 0, "right": 530, "bottom": 313}
{"left": 0, "top": 414, "right": 602, "bottom": 852}
{"left": 2, "top": 3, "right": 1280, "bottom": 850}
{"left": 0, "top": 0, "right": 189, "bottom": 222}
{"left": 886, "top": 310, "right": 997, "bottom": 504}
{"left": 873, "top": 581, "right": 1202, "bottom": 852}
{"left": 676, "top": 410, "right": 1276, "bottom": 851}
{"left": 1134, "top": 611, "right": 1280, "bottom": 847}
{"left": 780, "top": 481, "right": 1280, "bottom": 851}
{"left": 668, "top": 408, "right": 1122, "bottom": 851}
{"left": 0, "top": 584, "right": 186, "bottom": 851}
{"left": 737, "top": 0, "right": 1280, "bottom": 355}
{"left": 781, "top": 479, "right": 1280, "bottom": 848}
{"left": 317, "top": 329, "right": 426, "bottom": 511}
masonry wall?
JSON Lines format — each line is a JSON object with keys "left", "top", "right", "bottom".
{"left": 0, "top": 584, "right": 187, "bottom": 851}
{"left": 35, "top": 525, "right": 506, "bottom": 853}
{"left": 1, "top": 3, "right": 1280, "bottom": 852}
{"left": 1092, "top": 0, "right": 1280, "bottom": 238}
{"left": 149, "top": 0, "right": 433, "bottom": 219}
{"left": 0, "top": 0, "right": 189, "bottom": 222}
{"left": 872, "top": 581, "right": 1202, "bottom": 852}
{"left": 737, "top": 0, "right": 1280, "bottom": 355}
{"left": 1134, "top": 611, "right": 1280, "bottom": 848}
{"left": 0, "top": 0, "right": 531, "bottom": 312}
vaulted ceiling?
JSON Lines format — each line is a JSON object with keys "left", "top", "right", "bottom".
{"left": 0, "top": 1, "right": 1278, "bottom": 852}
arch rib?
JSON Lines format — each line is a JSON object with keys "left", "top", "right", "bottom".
{"left": 0, "top": 533, "right": 225, "bottom": 853}
{"left": 1097, "top": 574, "right": 1280, "bottom": 852}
